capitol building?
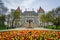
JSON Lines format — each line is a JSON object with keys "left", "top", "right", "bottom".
{"left": 6, "top": 6, "right": 45, "bottom": 28}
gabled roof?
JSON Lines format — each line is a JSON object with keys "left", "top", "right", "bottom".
{"left": 16, "top": 6, "right": 22, "bottom": 12}
{"left": 37, "top": 7, "right": 45, "bottom": 13}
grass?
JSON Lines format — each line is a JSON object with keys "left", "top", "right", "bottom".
{"left": 45, "top": 25, "right": 60, "bottom": 30}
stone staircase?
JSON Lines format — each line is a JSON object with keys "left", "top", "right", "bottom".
{"left": 22, "top": 22, "right": 38, "bottom": 28}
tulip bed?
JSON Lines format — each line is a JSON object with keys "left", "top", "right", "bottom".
{"left": 0, "top": 30, "right": 60, "bottom": 40}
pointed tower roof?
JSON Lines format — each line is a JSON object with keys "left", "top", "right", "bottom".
{"left": 37, "top": 6, "right": 45, "bottom": 13}
{"left": 16, "top": 6, "right": 22, "bottom": 12}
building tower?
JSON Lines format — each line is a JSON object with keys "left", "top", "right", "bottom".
{"left": 16, "top": 6, "right": 22, "bottom": 13}
{"left": 16, "top": 6, "right": 22, "bottom": 18}
{"left": 37, "top": 6, "right": 45, "bottom": 16}
{"left": 15, "top": 6, "right": 22, "bottom": 27}
{"left": 37, "top": 6, "right": 45, "bottom": 26}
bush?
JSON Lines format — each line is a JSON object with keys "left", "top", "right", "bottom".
{"left": 56, "top": 26, "right": 60, "bottom": 30}
{"left": 45, "top": 25, "right": 56, "bottom": 29}
{"left": 0, "top": 24, "right": 7, "bottom": 30}
{"left": 0, "top": 24, "right": 12, "bottom": 30}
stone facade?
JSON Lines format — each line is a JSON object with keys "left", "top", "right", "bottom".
{"left": 6, "top": 6, "right": 45, "bottom": 28}
{"left": 20, "top": 7, "right": 45, "bottom": 27}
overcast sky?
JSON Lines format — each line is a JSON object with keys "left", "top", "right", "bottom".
{"left": 2, "top": 0, "right": 60, "bottom": 12}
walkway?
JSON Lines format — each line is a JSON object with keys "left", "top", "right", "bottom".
{"left": 0, "top": 27, "right": 60, "bottom": 32}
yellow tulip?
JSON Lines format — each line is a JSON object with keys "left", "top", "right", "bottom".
{"left": 22, "top": 37, "right": 24, "bottom": 39}
{"left": 12, "top": 38, "right": 15, "bottom": 40}
{"left": 30, "top": 35, "right": 32, "bottom": 40}
{"left": 40, "top": 37, "right": 42, "bottom": 40}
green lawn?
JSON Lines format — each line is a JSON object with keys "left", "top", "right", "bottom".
{"left": 45, "top": 25, "right": 60, "bottom": 30}
{"left": 0, "top": 24, "right": 60, "bottom": 30}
